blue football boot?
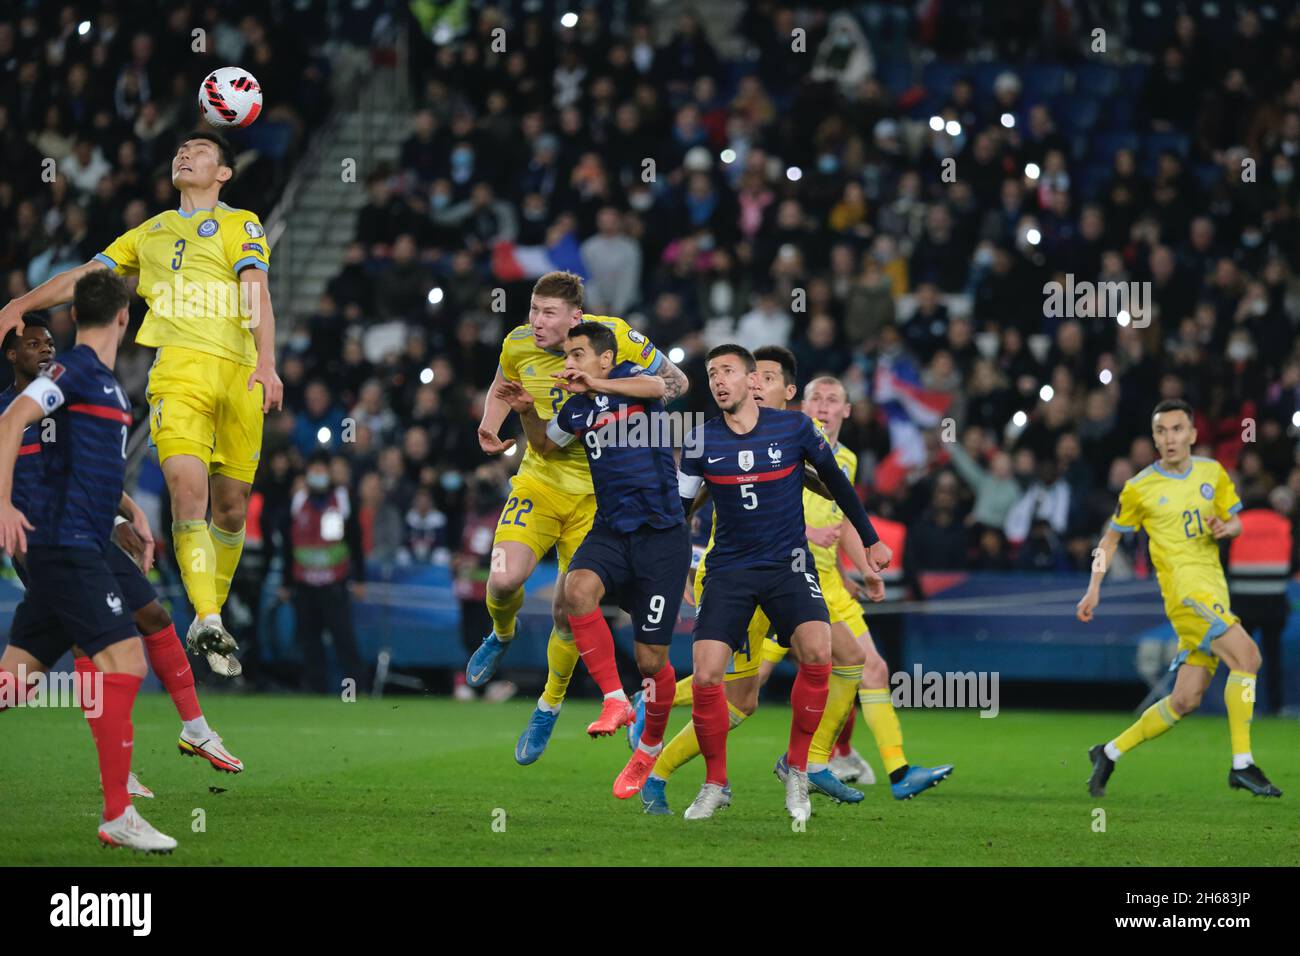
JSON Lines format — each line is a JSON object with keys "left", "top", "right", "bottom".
{"left": 891, "top": 763, "right": 954, "bottom": 800}
{"left": 466, "top": 632, "right": 509, "bottom": 688}
{"left": 514, "top": 706, "right": 559, "bottom": 765}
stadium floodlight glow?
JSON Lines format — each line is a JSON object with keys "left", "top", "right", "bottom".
{"left": 560, "top": 12, "right": 578, "bottom": 28}
{"left": 1012, "top": 410, "right": 1028, "bottom": 427}
{"left": 1000, "top": 112, "right": 1015, "bottom": 128}
{"left": 669, "top": 346, "right": 685, "bottom": 363}
{"left": 78, "top": 20, "right": 91, "bottom": 36}
{"left": 786, "top": 166, "right": 803, "bottom": 182}
{"left": 1292, "top": 411, "right": 1300, "bottom": 427}
{"left": 420, "top": 367, "right": 435, "bottom": 385}
{"left": 945, "top": 120, "right": 961, "bottom": 136}
{"left": 1116, "top": 309, "right": 1131, "bottom": 327}
{"left": 1039, "top": 385, "right": 1054, "bottom": 402}
{"left": 929, "top": 115, "right": 944, "bottom": 132}
{"left": 1025, "top": 163, "right": 1041, "bottom": 180}
{"left": 504, "top": 443, "right": 518, "bottom": 457}
{"left": 720, "top": 148, "right": 737, "bottom": 164}
{"left": 427, "top": 287, "right": 444, "bottom": 305}
{"left": 317, "top": 427, "right": 331, "bottom": 444}
{"left": 1026, "top": 227, "right": 1041, "bottom": 245}
{"left": 1099, "top": 369, "right": 1113, "bottom": 385}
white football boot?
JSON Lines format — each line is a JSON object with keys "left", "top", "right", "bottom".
{"left": 127, "top": 772, "right": 154, "bottom": 798}
{"left": 785, "top": 767, "right": 812, "bottom": 823}
{"left": 178, "top": 729, "right": 244, "bottom": 773}
{"left": 98, "top": 805, "right": 177, "bottom": 853}
{"left": 830, "top": 748, "right": 876, "bottom": 784}
{"left": 683, "top": 782, "right": 732, "bottom": 820}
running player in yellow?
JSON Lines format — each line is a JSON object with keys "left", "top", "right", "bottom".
{"left": 633, "top": 348, "right": 895, "bottom": 813}
{"left": 1078, "top": 398, "right": 1281, "bottom": 798}
{"left": 759, "top": 374, "right": 953, "bottom": 800}
{"left": 0, "top": 130, "right": 283, "bottom": 678}
{"left": 465, "top": 271, "right": 688, "bottom": 764}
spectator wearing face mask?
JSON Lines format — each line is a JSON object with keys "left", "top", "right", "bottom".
{"left": 279, "top": 453, "right": 367, "bottom": 695}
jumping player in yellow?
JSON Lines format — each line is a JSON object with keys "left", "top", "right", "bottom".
{"left": 466, "top": 271, "right": 688, "bottom": 764}
{"left": 1078, "top": 398, "right": 1281, "bottom": 798}
{"left": 0, "top": 131, "right": 283, "bottom": 678}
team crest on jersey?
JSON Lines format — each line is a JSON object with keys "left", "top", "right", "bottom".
{"left": 767, "top": 443, "right": 782, "bottom": 465}
{"left": 738, "top": 449, "right": 754, "bottom": 471}
{"left": 150, "top": 221, "right": 162, "bottom": 230}
{"left": 1200, "top": 483, "right": 1214, "bottom": 500}
{"left": 595, "top": 394, "right": 609, "bottom": 411}
{"left": 244, "top": 220, "right": 265, "bottom": 238}
{"left": 198, "top": 219, "right": 219, "bottom": 237}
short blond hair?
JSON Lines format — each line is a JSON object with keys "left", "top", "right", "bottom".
{"left": 532, "top": 271, "right": 585, "bottom": 310}
{"left": 804, "top": 375, "right": 847, "bottom": 401}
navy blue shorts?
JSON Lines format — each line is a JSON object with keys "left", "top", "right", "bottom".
{"left": 105, "top": 541, "right": 159, "bottom": 614}
{"left": 694, "top": 563, "right": 830, "bottom": 652}
{"left": 569, "top": 522, "right": 690, "bottom": 646}
{"left": 8, "top": 546, "right": 139, "bottom": 667}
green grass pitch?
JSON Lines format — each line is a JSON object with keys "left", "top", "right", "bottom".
{"left": 3, "top": 694, "right": 1297, "bottom": 866}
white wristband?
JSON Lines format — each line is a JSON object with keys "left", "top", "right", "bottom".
{"left": 114, "top": 515, "right": 129, "bottom": 527}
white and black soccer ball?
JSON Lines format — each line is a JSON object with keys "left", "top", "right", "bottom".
{"left": 198, "top": 66, "right": 263, "bottom": 128}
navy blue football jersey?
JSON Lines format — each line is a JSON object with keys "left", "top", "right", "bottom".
{"left": 546, "top": 361, "right": 684, "bottom": 533}
{"left": 678, "top": 406, "right": 877, "bottom": 571}
{"left": 0, "top": 384, "right": 45, "bottom": 518}
{"left": 7, "top": 344, "right": 130, "bottom": 549}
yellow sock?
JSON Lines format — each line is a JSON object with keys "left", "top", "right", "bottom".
{"left": 540, "top": 628, "right": 579, "bottom": 708}
{"left": 1225, "top": 671, "right": 1256, "bottom": 758}
{"left": 859, "top": 687, "right": 908, "bottom": 774}
{"left": 810, "top": 665, "right": 863, "bottom": 765}
{"left": 653, "top": 702, "right": 746, "bottom": 779}
{"left": 485, "top": 587, "right": 525, "bottom": 639}
{"left": 1113, "top": 695, "right": 1181, "bottom": 754}
{"left": 173, "top": 519, "right": 219, "bottom": 618}
{"left": 209, "top": 522, "right": 245, "bottom": 610}
{"left": 673, "top": 674, "right": 694, "bottom": 707}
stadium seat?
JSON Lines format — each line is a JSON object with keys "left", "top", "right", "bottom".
{"left": 1021, "top": 63, "right": 1069, "bottom": 102}
{"left": 1144, "top": 130, "right": 1190, "bottom": 159}
{"left": 1088, "top": 130, "right": 1139, "bottom": 165}
{"left": 1052, "top": 93, "right": 1102, "bottom": 134}
{"left": 921, "top": 60, "right": 968, "bottom": 100}
{"left": 1074, "top": 62, "right": 1120, "bottom": 99}
{"left": 236, "top": 121, "right": 293, "bottom": 161}
{"left": 878, "top": 59, "right": 915, "bottom": 98}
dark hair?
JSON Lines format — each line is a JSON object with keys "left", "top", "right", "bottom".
{"left": 2, "top": 314, "right": 50, "bottom": 358}
{"left": 1152, "top": 398, "right": 1194, "bottom": 421}
{"left": 567, "top": 321, "right": 617, "bottom": 359}
{"left": 72, "top": 271, "right": 130, "bottom": 328}
{"left": 706, "top": 343, "right": 756, "bottom": 372}
{"left": 181, "top": 129, "right": 235, "bottom": 183}
{"left": 753, "top": 344, "right": 797, "bottom": 387}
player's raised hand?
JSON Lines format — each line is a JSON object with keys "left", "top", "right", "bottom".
{"left": 113, "top": 518, "right": 153, "bottom": 573}
{"left": 493, "top": 379, "right": 533, "bottom": 414}
{"left": 0, "top": 501, "right": 34, "bottom": 556}
{"left": 806, "top": 523, "right": 841, "bottom": 549}
{"left": 553, "top": 369, "right": 592, "bottom": 394}
{"left": 477, "top": 425, "right": 516, "bottom": 456}
{"left": 249, "top": 362, "right": 284, "bottom": 413}
{"left": 0, "top": 301, "right": 25, "bottom": 343}
{"left": 867, "top": 539, "right": 893, "bottom": 572}
{"left": 1076, "top": 589, "right": 1099, "bottom": 623}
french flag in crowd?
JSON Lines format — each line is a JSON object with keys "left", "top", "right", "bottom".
{"left": 873, "top": 353, "right": 952, "bottom": 471}
{"left": 491, "top": 235, "right": 586, "bottom": 282}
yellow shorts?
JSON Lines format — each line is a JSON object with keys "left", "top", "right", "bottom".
{"left": 692, "top": 560, "right": 771, "bottom": 682}
{"left": 1168, "top": 591, "right": 1240, "bottom": 676}
{"left": 760, "top": 572, "right": 867, "bottom": 666}
{"left": 492, "top": 470, "right": 595, "bottom": 573}
{"left": 146, "top": 345, "right": 263, "bottom": 484}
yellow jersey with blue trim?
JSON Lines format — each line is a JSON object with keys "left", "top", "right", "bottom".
{"left": 1110, "top": 456, "right": 1243, "bottom": 609}
{"left": 803, "top": 439, "right": 858, "bottom": 577}
{"left": 95, "top": 202, "right": 270, "bottom": 365}
{"left": 498, "top": 316, "right": 663, "bottom": 497}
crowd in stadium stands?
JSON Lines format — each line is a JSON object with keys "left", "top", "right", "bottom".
{"left": 4, "top": 3, "right": 1300, "bottom": 593}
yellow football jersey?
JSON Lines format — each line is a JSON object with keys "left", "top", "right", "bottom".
{"left": 499, "top": 315, "right": 661, "bottom": 496}
{"left": 95, "top": 202, "right": 270, "bottom": 366}
{"left": 1111, "top": 456, "right": 1242, "bottom": 609}
{"left": 803, "top": 440, "right": 858, "bottom": 577}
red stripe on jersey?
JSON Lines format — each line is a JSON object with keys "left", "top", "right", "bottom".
{"left": 705, "top": 463, "right": 799, "bottom": 485}
{"left": 69, "top": 404, "right": 131, "bottom": 425}
{"left": 18, "top": 443, "right": 40, "bottom": 456}
{"left": 575, "top": 404, "right": 645, "bottom": 434}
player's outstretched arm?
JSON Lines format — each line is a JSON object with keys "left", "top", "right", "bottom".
{"left": 0, "top": 259, "right": 108, "bottom": 341}
{"left": 478, "top": 367, "right": 517, "bottom": 455}
{"left": 807, "top": 442, "right": 885, "bottom": 568}
{"left": 1077, "top": 526, "right": 1121, "bottom": 622}
{"left": 836, "top": 518, "right": 885, "bottom": 602}
{"left": 0, "top": 396, "right": 43, "bottom": 554}
{"left": 493, "top": 379, "right": 558, "bottom": 454}
{"left": 555, "top": 369, "right": 666, "bottom": 400}
{"left": 240, "top": 269, "right": 284, "bottom": 413}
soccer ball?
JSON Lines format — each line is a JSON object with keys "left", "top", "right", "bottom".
{"left": 198, "top": 66, "right": 263, "bottom": 128}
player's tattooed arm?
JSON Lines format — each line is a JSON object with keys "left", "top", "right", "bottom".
{"left": 654, "top": 357, "right": 690, "bottom": 402}
{"left": 556, "top": 369, "right": 665, "bottom": 400}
